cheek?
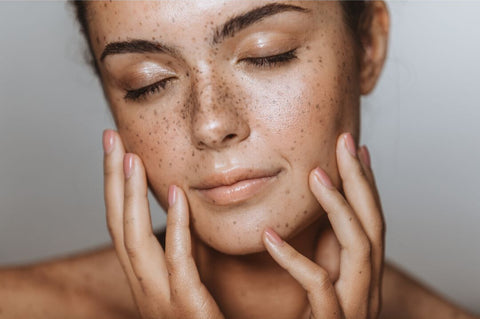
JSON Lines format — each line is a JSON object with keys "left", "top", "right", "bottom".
{"left": 246, "top": 74, "right": 347, "bottom": 161}
{"left": 115, "top": 105, "right": 194, "bottom": 205}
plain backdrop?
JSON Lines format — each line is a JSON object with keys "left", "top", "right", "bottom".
{"left": 0, "top": 0, "right": 479, "bottom": 314}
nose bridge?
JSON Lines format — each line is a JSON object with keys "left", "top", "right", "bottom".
{"left": 190, "top": 62, "right": 250, "bottom": 150}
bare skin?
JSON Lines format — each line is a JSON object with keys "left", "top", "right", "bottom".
{"left": 0, "top": 243, "right": 477, "bottom": 318}
{"left": 0, "top": 1, "right": 478, "bottom": 318}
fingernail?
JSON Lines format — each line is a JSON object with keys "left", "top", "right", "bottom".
{"left": 168, "top": 185, "right": 177, "bottom": 206}
{"left": 103, "top": 130, "right": 114, "bottom": 154}
{"left": 359, "top": 145, "right": 371, "bottom": 168}
{"left": 313, "top": 167, "right": 335, "bottom": 189}
{"left": 264, "top": 227, "right": 284, "bottom": 246}
{"left": 123, "top": 154, "right": 134, "bottom": 179}
{"left": 344, "top": 133, "right": 357, "bottom": 157}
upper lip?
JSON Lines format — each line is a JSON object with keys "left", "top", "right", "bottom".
{"left": 192, "top": 167, "right": 282, "bottom": 190}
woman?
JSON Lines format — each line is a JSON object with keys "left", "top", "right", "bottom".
{"left": 0, "top": 1, "right": 477, "bottom": 318}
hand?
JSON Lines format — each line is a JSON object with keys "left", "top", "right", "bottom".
{"left": 262, "top": 132, "right": 385, "bottom": 319}
{"left": 102, "top": 130, "right": 225, "bottom": 319}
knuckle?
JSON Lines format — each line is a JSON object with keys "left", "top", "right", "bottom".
{"left": 124, "top": 241, "right": 139, "bottom": 260}
{"left": 123, "top": 189, "right": 136, "bottom": 202}
{"left": 312, "top": 268, "right": 331, "bottom": 290}
{"left": 357, "top": 237, "right": 372, "bottom": 260}
{"left": 103, "top": 162, "right": 119, "bottom": 177}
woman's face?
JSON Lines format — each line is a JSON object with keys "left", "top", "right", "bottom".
{"left": 88, "top": 1, "right": 361, "bottom": 255}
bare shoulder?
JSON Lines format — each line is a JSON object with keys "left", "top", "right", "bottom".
{"left": 0, "top": 246, "right": 139, "bottom": 319}
{"left": 380, "top": 261, "right": 478, "bottom": 319}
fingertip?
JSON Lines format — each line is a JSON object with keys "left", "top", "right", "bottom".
{"left": 168, "top": 184, "right": 177, "bottom": 207}
{"left": 166, "top": 185, "right": 189, "bottom": 225}
{"left": 343, "top": 132, "right": 357, "bottom": 157}
{"left": 310, "top": 167, "right": 335, "bottom": 190}
{"left": 263, "top": 227, "right": 284, "bottom": 247}
{"left": 102, "top": 129, "right": 115, "bottom": 154}
{"left": 358, "top": 145, "right": 371, "bottom": 169}
{"left": 123, "top": 153, "right": 135, "bottom": 179}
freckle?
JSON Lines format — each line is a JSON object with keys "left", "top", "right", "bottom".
{"left": 216, "top": 226, "right": 220, "bottom": 231}
{"left": 285, "top": 189, "right": 290, "bottom": 194}
{"left": 285, "top": 223, "right": 289, "bottom": 228}
{"left": 349, "top": 217, "right": 352, "bottom": 221}
{"left": 315, "top": 104, "right": 320, "bottom": 109}
{"left": 233, "top": 221, "right": 236, "bottom": 225}
{"left": 276, "top": 224, "right": 280, "bottom": 228}
{"left": 303, "top": 210, "right": 308, "bottom": 215}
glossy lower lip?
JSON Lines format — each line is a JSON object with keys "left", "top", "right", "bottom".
{"left": 196, "top": 174, "right": 279, "bottom": 206}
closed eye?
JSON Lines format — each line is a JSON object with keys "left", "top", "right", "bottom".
{"left": 241, "top": 48, "right": 298, "bottom": 68}
{"left": 123, "top": 77, "right": 176, "bottom": 102}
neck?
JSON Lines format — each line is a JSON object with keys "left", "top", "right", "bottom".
{"left": 194, "top": 216, "right": 329, "bottom": 319}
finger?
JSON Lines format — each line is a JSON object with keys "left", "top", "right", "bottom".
{"left": 309, "top": 167, "right": 371, "bottom": 318}
{"left": 123, "top": 153, "right": 169, "bottom": 298}
{"left": 357, "top": 145, "right": 382, "bottom": 211}
{"left": 103, "top": 130, "right": 139, "bottom": 285}
{"left": 262, "top": 227, "right": 341, "bottom": 319}
{"left": 165, "top": 186, "right": 224, "bottom": 318}
{"left": 337, "top": 134, "right": 385, "bottom": 317}
{"left": 358, "top": 144, "right": 384, "bottom": 317}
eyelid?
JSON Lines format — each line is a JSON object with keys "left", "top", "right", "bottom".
{"left": 117, "top": 62, "right": 176, "bottom": 89}
{"left": 123, "top": 76, "right": 177, "bottom": 102}
{"left": 235, "top": 32, "right": 299, "bottom": 59}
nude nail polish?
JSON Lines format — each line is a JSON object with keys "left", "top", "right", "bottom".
{"left": 344, "top": 133, "right": 357, "bottom": 157}
{"left": 359, "top": 145, "right": 371, "bottom": 168}
{"left": 168, "top": 185, "right": 177, "bottom": 206}
{"left": 314, "top": 167, "right": 335, "bottom": 189}
{"left": 102, "top": 130, "right": 114, "bottom": 154}
{"left": 123, "top": 154, "right": 134, "bottom": 179}
{"left": 264, "top": 227, "right": 284, "bottom": 246}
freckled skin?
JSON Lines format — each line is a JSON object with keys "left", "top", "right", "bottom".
{"left": 89, "top": 1, "right": 360, "bottom": 258}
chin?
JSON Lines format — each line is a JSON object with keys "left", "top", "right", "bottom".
{"left": 190, "top": 195, "right": 323, "bottom": 256}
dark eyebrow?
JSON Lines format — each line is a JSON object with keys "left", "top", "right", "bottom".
{"left": 99, "top": 3, "right": 309, "bottom": 62}
{"left": 100, "top": 39, "right": 179, "bottom": 62}
{"left": 212, "top": 3, "right": 310, "bottom": 44}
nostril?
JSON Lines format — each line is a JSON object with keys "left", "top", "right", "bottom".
{"left": 224, "top": 133, "right": 237, "bottom": 142}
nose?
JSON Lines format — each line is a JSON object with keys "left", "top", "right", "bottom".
{"left": 190, "top": 71, "right": 250, "bottom": 150}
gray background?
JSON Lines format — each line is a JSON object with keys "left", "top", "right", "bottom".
{"left": 0, "top": 1, "right": 479, "bottom": 313}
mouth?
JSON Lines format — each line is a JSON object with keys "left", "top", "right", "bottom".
{"left": 192, "top": 168, "right": 282, "bottom": 206}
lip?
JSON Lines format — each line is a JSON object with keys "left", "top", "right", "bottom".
{"left": 192, "top": 168, "right": 282, "bottom": 206}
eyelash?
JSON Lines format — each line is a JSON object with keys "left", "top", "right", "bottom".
{"left": 124, "top": 77, "right": 175, "bottom": 102}
{"left": 242, "top": 48, "right": 298, "bottom": 68}
{"left": 123, "top": 49, "right": 298, "bottom": 102}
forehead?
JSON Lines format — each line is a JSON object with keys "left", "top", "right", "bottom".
{"left": 87, "top": 1, "right": 342, "bottom": 57}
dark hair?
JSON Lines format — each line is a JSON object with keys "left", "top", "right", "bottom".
{"left": 69, "top": 1, "right": 369, "bottom": 77}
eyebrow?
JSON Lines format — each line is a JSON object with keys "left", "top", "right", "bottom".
{"left": 99, "top": 2, "right": 310, "bottom": 62}
{"left": 212, "top": 3, "right": 310, "bottom": 44}
{"left": 100, "top": 39, "right": 179, "bottom": 62}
